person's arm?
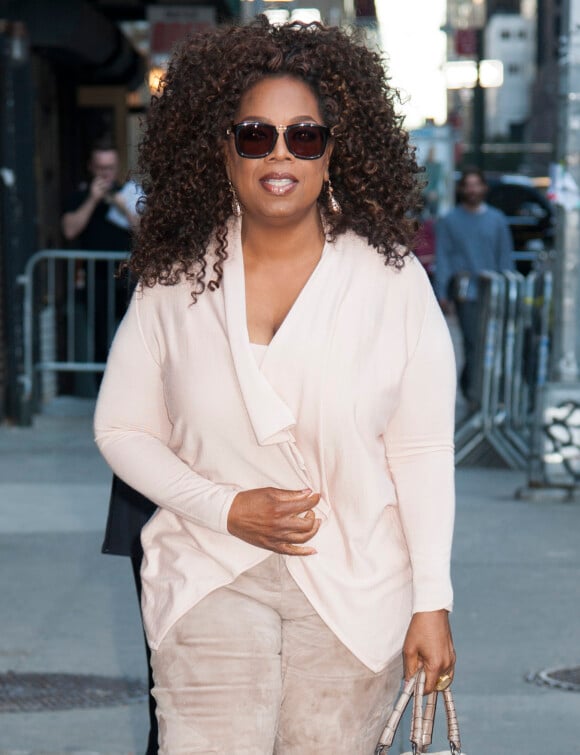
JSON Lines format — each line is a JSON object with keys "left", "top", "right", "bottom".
{"left": 497, "top": 211, "right": 515, "bottom": 271}
{"left": 109, "top": 191, "right": 140, "bottom": 231}
{"left": 94, "top": 288, "right": 241, "bottom": 534}
{"left": 383, "top": 282, "right": 457, "bottom": 692}
{"left": 61, "top": 176, "right": 109, "bottom": 241}
{"left": 434, "top": 217, "right": 453, "bottom": 311}
{"left": 95, "top": 287, "right": 322, "bottom": 548}
{"left": 62, "top": 195, "right": 99, "bottom": 241}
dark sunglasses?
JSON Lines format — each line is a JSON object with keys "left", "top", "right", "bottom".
{"left": 227, "top": 121, "right": 332, "bottom": 160}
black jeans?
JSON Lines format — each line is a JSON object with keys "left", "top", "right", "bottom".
{"left": 455, "top": 299, "right": 480, "bottom": 403}
{"left": 131, "top": 550, "right": 159, "bottom": 755}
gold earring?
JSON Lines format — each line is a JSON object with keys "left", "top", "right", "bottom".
{"left": 228, "top": 181, "right": 243, "bottom": 217}
{"left": 327, "top": 179, "right": 342, "bottom": 215}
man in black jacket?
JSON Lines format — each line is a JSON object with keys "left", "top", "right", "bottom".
{"left": 102, "top": 477, "right": 158, "bottom": 754}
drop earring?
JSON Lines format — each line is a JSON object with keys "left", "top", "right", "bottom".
{"left": 327, "top": 179, "right": 342, "bottom": 215}
{"left": 228, "top": 181, "right": 243, "bottom": 217}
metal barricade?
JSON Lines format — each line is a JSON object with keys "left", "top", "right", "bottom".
{"left": 455, "top": 272, "right": 518, "bottom": 466}
{"left": 454, "top": 269, "right": 553, "bottom": 468}
{"left": 501, "top": 270, "right": 529, "bottom": 458}
{"left": 526, "top": 272, "right": 556, "bottom": 485}
{"left": 17, "top": 249, "right": 128, "bottom": 419}
{"left": 453, "top": 272, "right": 499, "bottom": 454}
{"left": 531, "top": 271, "right": 552, "bottom": 394}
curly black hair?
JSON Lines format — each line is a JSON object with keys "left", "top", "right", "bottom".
{"left": 132, "top": 17, "right": 423, "bottom": 297}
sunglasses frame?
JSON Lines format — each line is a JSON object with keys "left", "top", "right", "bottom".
{"left": 227, "top": 121, "right": 332, "bottom": 160}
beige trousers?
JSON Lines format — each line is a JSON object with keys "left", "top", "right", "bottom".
{"left": 151, "top": 554, "right": 403, "bottom": 754}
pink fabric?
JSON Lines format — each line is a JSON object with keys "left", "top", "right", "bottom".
{"left": 94, "top": 220, "right": 456, "bottom": 672}
{"left": 414, "top": 218, "right": 436, "bottom": 275}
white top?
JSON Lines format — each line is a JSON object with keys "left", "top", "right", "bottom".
{"left": 250, "top": 342, "right": 268, "bottom": 368}
{"left": 94, "top": 219, "right": 456, "bottom": 672}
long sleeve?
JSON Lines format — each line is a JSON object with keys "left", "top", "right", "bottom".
{"left": 434, "top": 216, "right": 454, "bottom": 301}
{"left": 111, "top": 230, "right": 458, "bottom": 670}
{"left": 496, "top": 211, "right": 515, "bottom": 271}
{"left": 94, "top": 289, "right": 241, "bottom": 534}
{"left": 383, "top": 290, "right": 456, "bottom": 613}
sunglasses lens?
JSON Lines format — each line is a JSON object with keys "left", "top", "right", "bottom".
{"left": 231, "top": 123, "right": 329, "bottom": 159}
{"left": 287, "top": 126, "right": 327, "bottom": 158}
{"left": 235, "top": 123, "right": 276, "bottom": 157}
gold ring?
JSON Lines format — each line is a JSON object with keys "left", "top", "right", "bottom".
{"left": 435, "top": 673, "right": 452, "bottom": 691}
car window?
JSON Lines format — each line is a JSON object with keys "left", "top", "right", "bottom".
{"left": 518, "top": 200, "right": 547, "bottom": 219}
{"left": 488, "top": 184, "right": 550, "bottom": 219}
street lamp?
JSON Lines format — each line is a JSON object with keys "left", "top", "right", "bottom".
{"left": 443, "top": 58, "right": 503, "bottom": 89}
{"left": 443, "top": 58, "right": 503, "bottom": 165}
{"left": 442, "top": 2, "right": 488, "bottom": 167}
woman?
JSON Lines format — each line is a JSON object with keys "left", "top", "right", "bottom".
{"left": 94, "top": 18, "right": 457, "bottom": 754}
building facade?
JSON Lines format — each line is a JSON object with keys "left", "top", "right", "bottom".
{"left": 484, "top": 13, "right": 536, "bottom": 140}
{"left": 527, "top": 0, "right": 563, "bottom": 174}
{"left": 0, "top": 0, "right": 236, "bottom": 422}
{"left": 445, "top": 0, "right": 561, "bottom": 174}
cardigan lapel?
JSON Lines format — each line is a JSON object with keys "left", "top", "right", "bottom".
{"left": 223, "top": 220, "right": 297, "bottom": 447}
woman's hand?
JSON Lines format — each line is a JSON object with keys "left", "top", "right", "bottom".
{"left": 227, "top": 487, "right": 321, "bottom": 555}
{"left": 402, "top": 609, "right": 456, "bottom": 694}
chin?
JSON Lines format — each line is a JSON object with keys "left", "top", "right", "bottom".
{"left": 260, "top": 199, "right": 319, "bottom": 220}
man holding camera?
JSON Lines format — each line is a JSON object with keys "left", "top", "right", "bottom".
{"left": 61, "top": 139, "right": 139, "bottom": 373}
{"left": 62, "top": 139, "right": 138, "bottom": 253}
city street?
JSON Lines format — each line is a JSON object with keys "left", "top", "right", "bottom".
{"left": 1, "top": 0, "right": 580, "bottom": 752}
{"left": 1, "top": 395, "right": 579, "bottom": 755}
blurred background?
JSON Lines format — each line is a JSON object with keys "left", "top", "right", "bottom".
{"left": 1, "top": 5, "right": 580, "bottom": 753}
{"left": 1, "top": 0, "right": 579, "bottom": 483}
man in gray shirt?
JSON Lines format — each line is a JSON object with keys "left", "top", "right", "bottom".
{"left": 435, "top": 167, "right": 513, "bottom": 403}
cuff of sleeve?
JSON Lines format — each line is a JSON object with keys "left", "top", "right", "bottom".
{"left": 412, "top": 600, "right": 454, "bottom": 615}
{"left": 216, "top": 487, "right": 242, "bottom": 535}
{"left": 412, "top": 569, "right": 454, "bottom": 615}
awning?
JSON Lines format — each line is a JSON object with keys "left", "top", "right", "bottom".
{"left": 0, "top": 0, "right": 145, "bottom": 89}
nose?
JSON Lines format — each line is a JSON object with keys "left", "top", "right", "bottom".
{"left": 268, "top": 126, "right": 293, "bottom": 161}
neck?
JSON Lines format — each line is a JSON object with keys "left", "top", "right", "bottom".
{"left": 240, "top": 210, "right": 326, "bottom": 263}
{"left": 461, "top": 200, "right": 484, "bottom": 213}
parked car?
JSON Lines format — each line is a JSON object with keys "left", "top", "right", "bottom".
{"left": 414, "top": 174, "right": 556, "bottom": 280}
{"left": 486, "top": 175, "right": 556, "bottom": 275}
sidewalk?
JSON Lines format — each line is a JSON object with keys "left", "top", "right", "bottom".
{"left": 1, "top": 396, "right": 579, "bottom": 755}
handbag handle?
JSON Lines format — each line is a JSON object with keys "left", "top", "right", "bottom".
{"left": 375, "top": 669, "right": 462, "bottom": 754}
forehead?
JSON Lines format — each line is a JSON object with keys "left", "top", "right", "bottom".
{"left": 91, "top": 150, "right": 118, "bottom": 167}
{"left": 236, "top": 76, "right": 322, "bottom": 121}
{"left": 462, "top": 174, "right": 485, "bottom": 187}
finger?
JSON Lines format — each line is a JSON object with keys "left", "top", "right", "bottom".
{"left": 283, "top": 519, "right": 322, "bottom": 543}
{"left": 292, "top": 509, "right": 319, "bottom": 527}
{"left": 424, "top": 662, "right": 455, "bottom": 694}
{"left": 278, "top": 542, "right": 317, "bottom": 556}
{"left": 269, "top": 487, "right": 313, "bottom": 498}
{"left": 423, "top": 668, "right": 440, "bottom": 694}
{"left": 285, "top": 493, "right": 321, "bottom": 514}
{"left": 273, "top": 514, "right": 321, "bottom": 541}
{"left": 297, "top": 510, "right": 315, "bottom": 525}
{"left": 270, "top": 488, "right": 320, "bottom": 505}
{"left": 403, "top": 651, "right": 421, "bottom": 682}
{"left": 286, "top": 512, "right": 321, "bottom": 532}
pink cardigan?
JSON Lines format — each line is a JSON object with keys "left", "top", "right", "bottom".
{"left": 94, "top": 221, "right": 456, "bottom": 672}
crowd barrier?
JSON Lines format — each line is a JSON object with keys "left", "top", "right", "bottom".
{"left": 17, "top": 249, "right": 128, "bottom": 418}
{"left": 16, "top": 252, "right": 553, "bottom": 465}
{"left": 454, "top": 269, "right": 553, "bottom": 468}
